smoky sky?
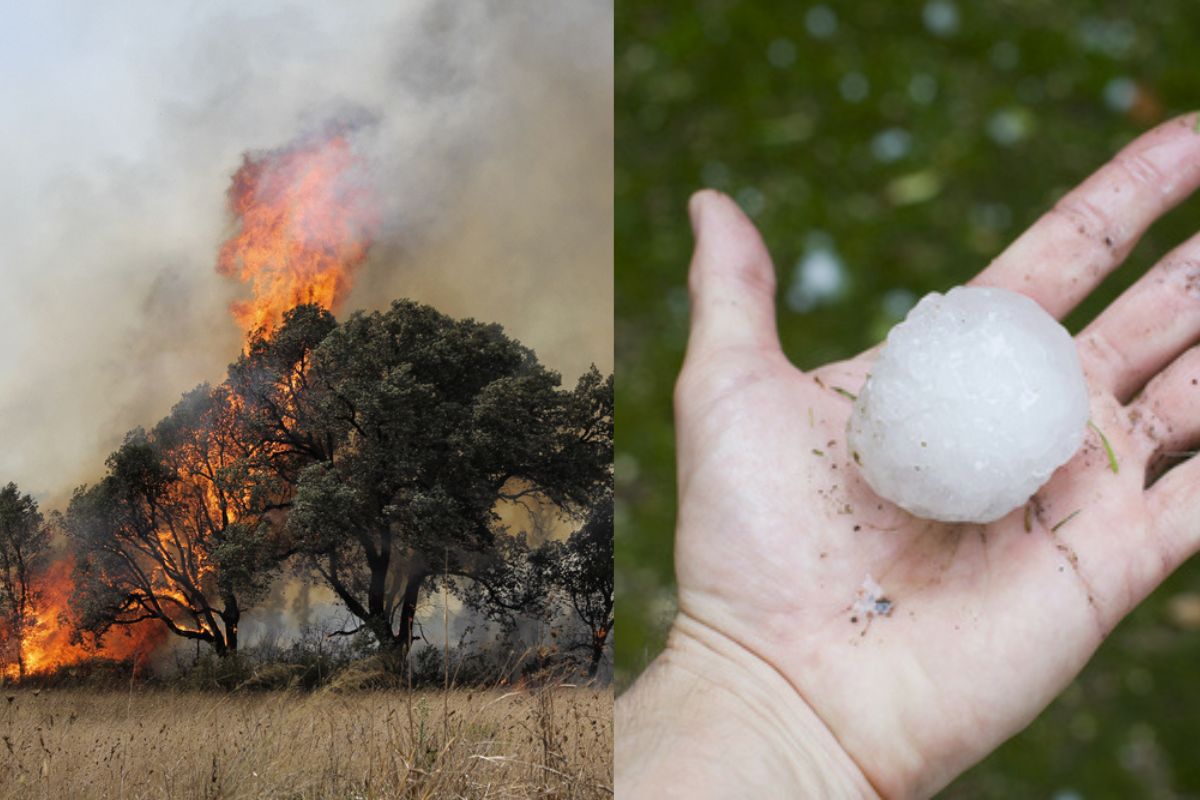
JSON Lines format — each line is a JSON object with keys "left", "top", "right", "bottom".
{"left": 0, "top": 1, "right": 613, "bottom": 506}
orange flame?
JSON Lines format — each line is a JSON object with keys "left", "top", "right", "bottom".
{"left": 5, "top": 556, "right": 167, "bottom": 680}
{"left": 217, "top": 129, "right": 378, "bottom": 335}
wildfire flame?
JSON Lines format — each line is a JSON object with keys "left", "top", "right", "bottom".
{"left": 217, "top": 128, "right": 379, "bottom": 335}
{"left": 3, "top": 128, "right": 377, "bottom": 683}
{"left": 4, "top": 556, "right": 167, "bottom": 680}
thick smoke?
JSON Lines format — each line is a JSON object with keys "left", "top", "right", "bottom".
{"left": 0, "top": 1, "right": 613, "bottom": 509}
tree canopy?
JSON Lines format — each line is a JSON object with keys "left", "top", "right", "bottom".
{"left": 270, "top": 301, "right": 613, "bottom": 660}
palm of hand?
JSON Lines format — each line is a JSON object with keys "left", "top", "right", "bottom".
{"left": 673, "top": 116, "right": 1200, "bottom": 798}
{"left": 677, "top": 348, "right": 1149, "bottom": 795}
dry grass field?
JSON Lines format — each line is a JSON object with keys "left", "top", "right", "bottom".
{"left": 0, "top": 685, "right": 612, "bottom": 799}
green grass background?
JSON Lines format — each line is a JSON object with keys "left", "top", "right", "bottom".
{"left": 616, "top": 1, "right": 1200, "bottom": 795}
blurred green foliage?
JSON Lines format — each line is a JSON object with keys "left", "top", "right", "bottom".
{"left": 616, "top": 0, "right": 1200, "bottom": 794}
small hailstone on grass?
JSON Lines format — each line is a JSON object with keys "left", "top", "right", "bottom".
{"left": 847, "top": 286, "right": 1089, "bottom": 524}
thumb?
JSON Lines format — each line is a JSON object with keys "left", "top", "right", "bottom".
{"left": 684, "top": 190, "right": 782, "bottom": 365}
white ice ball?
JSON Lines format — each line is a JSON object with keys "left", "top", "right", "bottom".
{"left": 847, "top": 286, "right": 1090, "bottom": 523}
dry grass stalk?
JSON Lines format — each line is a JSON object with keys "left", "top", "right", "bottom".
{"left": 0, "top": 684, "right": 612, "bottom": 799}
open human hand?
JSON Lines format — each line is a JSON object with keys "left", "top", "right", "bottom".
{"left": 618, "top": 114, "right": 1200, "bottom": 798}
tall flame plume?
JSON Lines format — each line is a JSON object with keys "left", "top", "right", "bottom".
{"left": 218, "top": 128, "right": 379, "bottom": 335}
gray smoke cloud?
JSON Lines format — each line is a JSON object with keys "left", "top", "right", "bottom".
{"left": 0, "top": 0, "right": 613, "bottom": 508}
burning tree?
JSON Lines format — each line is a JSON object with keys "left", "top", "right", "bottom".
{"left": 0, "top": 483, "right": 50, "bottom": 679}
{"left": 226, "top": 304, "right": 340, "bottom": 485}
{"left": 236, "top": 301, "right": 613, "bottom": 666}
{"left": 66, "top": 385, "right": 287, "bottom": 657}
{"left": 58, "top": 123, "right": 368, "bottom": 662}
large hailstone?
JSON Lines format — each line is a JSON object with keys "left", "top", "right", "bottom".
{"left": 847, "top": 286, "right": 1089, "bottom": 524}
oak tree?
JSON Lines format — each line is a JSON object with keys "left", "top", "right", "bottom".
{"left": 247, "top": 301, "right": 612, "bottom": 665}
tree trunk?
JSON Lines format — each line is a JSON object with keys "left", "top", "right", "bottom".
{"left": 369, "top": 617, "right": 401, "bottom": 657}
{"left": 388, "top": 570, "right": 428, "bottom": 672}
{"left": 364, "top": 534, "right": 397, "bottom": 664}
{"left": 588, "top": 626, "right": 608, "bottom": 678}
{"left": 221, "top": 593, "right": 241, "bottom": 655}
{"left": 13, "top": 604, "right": 27, "bottom": 679}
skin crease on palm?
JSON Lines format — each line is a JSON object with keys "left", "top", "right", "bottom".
{"left": 619, "top": 114, "right": 1200, "bottom": 798}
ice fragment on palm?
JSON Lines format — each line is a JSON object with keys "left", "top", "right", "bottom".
{"left": 854, "top": 574, "right": 893, "bottom": 617}
{"left": 847, "top": 286, "right": 1089, "bottom": 524}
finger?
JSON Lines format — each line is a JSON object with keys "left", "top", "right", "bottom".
{"left": 1146, "top": 458, "right": 1200, "bottom": 575}
{"left": 1078, "top": 231, "right": 1200, "bottom": 400}
{"left": 683, "top": 190, "right": 782, "bottom": 362}
{"left": 971, "top": 113, "right": 1200, "bottom": 319}
{"left": 1126, "top": 344, "right": 1200, "bottom": 459}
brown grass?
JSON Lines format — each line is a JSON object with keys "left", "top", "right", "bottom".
{"left": 0, "top": 685, "right": 612, "bottom": 799}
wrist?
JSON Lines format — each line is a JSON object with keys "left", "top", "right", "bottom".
{"left": 616, "top": 612, "right": 880, "bottom": 799}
